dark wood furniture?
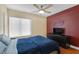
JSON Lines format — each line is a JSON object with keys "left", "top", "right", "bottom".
{"left": 47, "top": 33, "right": 70, "bottom": 48}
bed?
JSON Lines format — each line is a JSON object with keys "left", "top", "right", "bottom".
{"left": 0, "top": 34, "right": 60, "bottom": 54}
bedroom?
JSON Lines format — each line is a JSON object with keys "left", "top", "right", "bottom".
{"left": 0, "top": 4, "right": 79, "bottom": 54}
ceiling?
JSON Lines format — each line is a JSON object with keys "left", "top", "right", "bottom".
{"left": 6, "top": 4, "right": 77, "bottom": 17}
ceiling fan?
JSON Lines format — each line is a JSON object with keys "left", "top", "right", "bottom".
{"left": 33, "top": 4, "right": 52, "bottom": 14}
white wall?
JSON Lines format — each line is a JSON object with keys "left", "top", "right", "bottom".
{"left": 0, "top": 12, "right": 3, "bottom": 34}
{"left": 0, "top": 5, "right": 8, "bottom": 35}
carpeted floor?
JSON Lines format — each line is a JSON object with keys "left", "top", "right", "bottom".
{"left": 60, "top": 47, "right": 79, "bottom": 54}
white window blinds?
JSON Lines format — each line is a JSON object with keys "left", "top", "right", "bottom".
{"left": 9, "top": 17, "right": 31, "bottom": 38}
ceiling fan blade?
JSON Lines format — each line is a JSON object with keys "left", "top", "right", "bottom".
{"left": 44, "top": 4, "right": 52, "bottom": 10}
{"left": 33, "top": 4, "right": 52, "bottom": 13}
{"left": 33, "top": 4, "right": 41, "bottom": 9}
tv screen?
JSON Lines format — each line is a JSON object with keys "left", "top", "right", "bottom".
{"left": 53, "top": 28, "right": 65, "bottom": 35}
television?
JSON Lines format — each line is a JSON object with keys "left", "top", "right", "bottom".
{"left": 53, "top": 28, "right": 65, "bottom": 35}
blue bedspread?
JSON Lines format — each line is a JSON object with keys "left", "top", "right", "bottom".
{"left": 17, "top": 35, "right": 59, "bottom": 54}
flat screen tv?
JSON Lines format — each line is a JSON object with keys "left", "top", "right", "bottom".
{"left": 53, "top": 28, "right": 65, "bottom": 35}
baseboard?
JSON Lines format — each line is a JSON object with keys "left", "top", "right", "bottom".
{"left": 70, "top": 45, "right": 79, "bottom": 50}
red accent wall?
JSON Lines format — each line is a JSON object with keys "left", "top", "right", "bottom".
{"left": 47, "top": 5, "right": 79, "bottom": 47}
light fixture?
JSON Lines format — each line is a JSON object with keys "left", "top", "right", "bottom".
{"left": 38, "top": 10, "right": 45, "bottom": 14}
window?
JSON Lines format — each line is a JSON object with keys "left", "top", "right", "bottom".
{"left": 9, "top": 17, "right": 32, "bottom": 38}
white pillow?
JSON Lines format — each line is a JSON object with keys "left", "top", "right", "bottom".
{"left": 0, "top": 41, "right": 7, "bottom": 54}
{"left": 0, "top": 34, "right": 11, "bottom": 46}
